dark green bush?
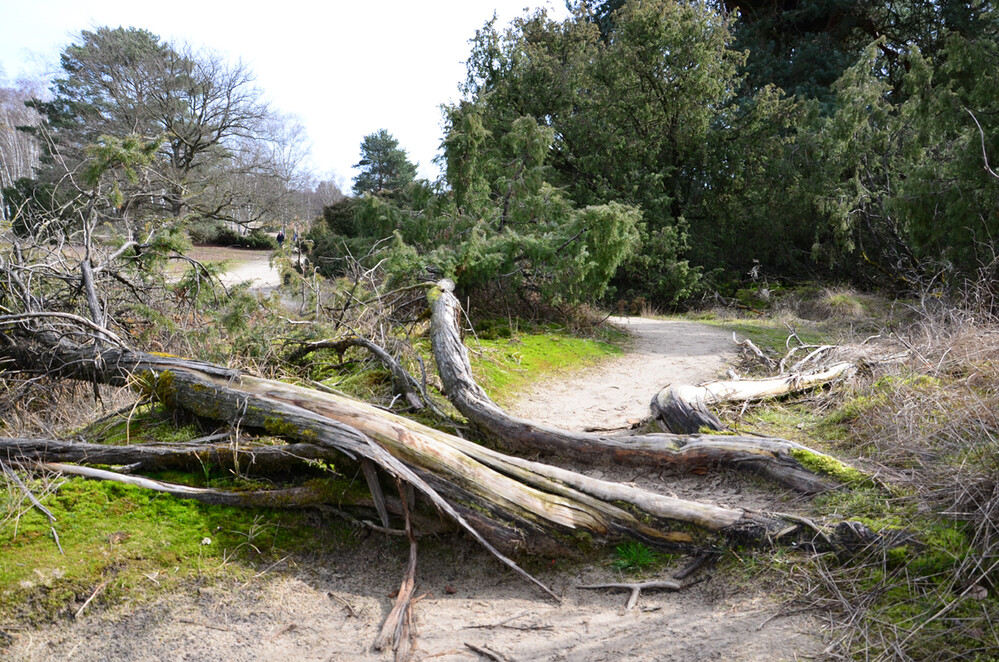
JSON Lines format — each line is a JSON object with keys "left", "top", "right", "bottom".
{"left": 188, "top": 221, "right": 277, "bottom": 250}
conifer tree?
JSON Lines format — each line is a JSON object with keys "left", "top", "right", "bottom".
{"left": 352, "top": 129, "right": 418, "bottom": 195}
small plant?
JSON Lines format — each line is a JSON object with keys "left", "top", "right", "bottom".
{"left": 612, "top": 540, "right": 659, "bottom": 572}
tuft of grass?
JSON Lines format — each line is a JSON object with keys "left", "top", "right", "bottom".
{"left": 611, "top": 541, "right": 661, "bottom": 573}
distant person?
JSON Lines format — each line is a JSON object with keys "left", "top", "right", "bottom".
{"left": 276, "top": 230, "right": 285, "bottom": 248}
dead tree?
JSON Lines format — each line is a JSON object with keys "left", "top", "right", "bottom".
{"left": 651, "top": 363, "right": 857, "bottom": 434}
{"left": 427, "top": 280, "right": 860, "bottom": 495}
{"left": 0, "top": 329, "right": 873, "bottom": 563}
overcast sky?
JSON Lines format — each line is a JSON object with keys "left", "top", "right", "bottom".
{"left": 0, "top": 0, "right": 571, "bottom": 188}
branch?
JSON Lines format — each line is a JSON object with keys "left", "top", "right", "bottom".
{"left": 966, "top": 107, "right": 999, "bottom": 180}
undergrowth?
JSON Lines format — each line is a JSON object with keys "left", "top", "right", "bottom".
{"left": 751, "top": 298, "right": 998, "bottom": 659}
{"left": 694, "top": 285, "right": 999, "bottom": 659}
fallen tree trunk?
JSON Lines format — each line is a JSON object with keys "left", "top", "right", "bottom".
{"left": 652, "top": 362, "right": 857, "bottom": 434}
{"left": 0, "top": 437, "right": 333, "bottom": 475}
{"left": 428, "top": 280, "right": 855, "bottom": 495}
{"left": 1, "top": 340, "right": 844, "bottom": 573}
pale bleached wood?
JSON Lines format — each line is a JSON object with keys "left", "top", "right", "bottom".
{"left": 427, "top": 279, "right": 845, "bottom": 495}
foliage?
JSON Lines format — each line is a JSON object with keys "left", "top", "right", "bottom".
{"left": 352, "top": 129, "right": 418, "bottom": 195}
{"left": 455, "top": 2, "right": 745, "bottom": 303}
{"left": 805, "top": 16, "right": 999, "bottom": 284}
{"left": 22, "top": 25, "right": 308, "bottom": 234}
{"left": 729, "top": 0, "right": 993, "bottom": 110}
{"left": 310, "top": 114, "right": 642, "bottom": 307}
{"left": 188, "top": 220, "right": 278, "bottom": 250}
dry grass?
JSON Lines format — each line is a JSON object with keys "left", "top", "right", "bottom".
{"left": 785, "top": 311, "right": 999, "bottom": 660}
{"left": 0, "top": 380, "right": 136, "bottom": 440}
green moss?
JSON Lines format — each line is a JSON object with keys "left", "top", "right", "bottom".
{"left": 76, "top": 405, "right": 202, "bottom": 446}
{"left": 132, "top": 369, "right": 177, "bottom": 406}
{"left": 813, "top": 487, "right": 913, "bottom": 527}
{"left": 262, "top": 417, "right": 316, "bottom": 440}
{"left": 469, "top": 330, "right": 623, "bottom": 405}
{"left": 0, "top": 477, "right": 322, "bottom": 624}
{"left": 698, "top": 426, "right": 736, "bottom": 435}
{"left": 788, "top": 448, "right": 869, "bottom": 486}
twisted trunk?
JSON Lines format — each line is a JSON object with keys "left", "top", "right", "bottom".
{"left": 428, "top": 279, "right": 849, "bottom": 495}
{"left": 2, "top": 341, "right": 827, "bottom": 571}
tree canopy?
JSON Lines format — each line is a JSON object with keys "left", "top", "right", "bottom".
{"left": 352, "top": 129, "right": 418, "bottom": 195}
{"left": 18, "top": 26, "right": 309, "bottom": 231}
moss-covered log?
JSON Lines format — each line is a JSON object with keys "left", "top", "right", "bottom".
{"left": 428, "top": 279, "right": 851, "bottom": 494}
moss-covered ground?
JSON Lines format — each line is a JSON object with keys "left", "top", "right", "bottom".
{"left": 0, "top": 477, "right": 331, "bottom": 624}
{"left": 466, "top": 323, "right": 625, "bottom": 405}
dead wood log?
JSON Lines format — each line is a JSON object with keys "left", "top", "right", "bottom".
{"left": 3, "top": 341, "right": 560, "bottom": 597}
{"left": 1, "top": 340, "right": 829, "bottom": 570}
{"left": 427, "top": 280, "right": 850, "bottom": 494}
{"left": 651, "top": 362, "right": 857, "bottom": 434}
{"left": 374, "top": 478, "right": 418, "bottom": 660}
{"left": 39, "top": 462, "right": 334, "bottom": 508}
{"left": 0, "top": 437, "right": 334, "bottom": 475}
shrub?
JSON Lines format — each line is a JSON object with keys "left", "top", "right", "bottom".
{"left": 188, "top": 220, "right": 277, "bottom": 250}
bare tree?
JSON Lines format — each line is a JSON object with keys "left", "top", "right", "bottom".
{"left": 0, "top": 75, "right": 43, "bottom": 221}
{"left": 28, "top": 28, "right": 280, "bottom": 227}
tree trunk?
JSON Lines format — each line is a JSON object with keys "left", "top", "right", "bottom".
{"left": 652, "top": 363, "right": 857, "bottom": 434}
{"left": 2, "top": 341, "right": 829, "bottom": 570}
{"left": 427, "top": 279, "right": 851, "bottom": 495}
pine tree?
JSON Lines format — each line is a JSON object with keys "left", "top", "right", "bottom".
{"left": 352, "top": 129, "right": 417, "bottom": 195}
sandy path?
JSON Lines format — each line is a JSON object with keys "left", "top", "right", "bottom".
{"left": 509, "top": 316, "right": 735, "bottom": 431}
{"left": 178, "top": 246, "right": 282, "bottom": 288}
{"left": 5, "top": 313, "right": 826, "bottom": 661}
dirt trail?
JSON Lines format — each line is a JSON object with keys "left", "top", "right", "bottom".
{"left": 509, "top": 316, "right": 735, "bottom": 431}
{"left": 177, "top": 246, "right": 282, "bottom": 288}
{"left": 6, "top": 306, "right": 826, "bottom": 661}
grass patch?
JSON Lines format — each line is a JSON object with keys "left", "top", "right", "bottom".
{"left": 711, "top": 318, "right": 829, "bottom": 356}
{"left": 467, "top": 326, "right": 624, "bottom": 404}
{"left": 610, "top": 541, "right": 666, "bottom": 573}
{"left": 0, "top": 476, "right": 332, "bottom": 624}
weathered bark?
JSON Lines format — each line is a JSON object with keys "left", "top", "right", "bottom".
{"left": 652, "top": 362, "right": 857, "bottom": 434}
{"left": 0, "top": 437, "right": 333, "bottom": 474}
{"left": 428, "top": 280, "right": 848, "bottom": 495}
{"left": 1, "top": 341, "right": 820, "bottom": 570}
{"left": 40, "top": 462, "right": 333, "bottom": 508}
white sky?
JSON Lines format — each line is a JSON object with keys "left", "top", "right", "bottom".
{"left": 0, "top": 0, "right": 571, "bottom": 188}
